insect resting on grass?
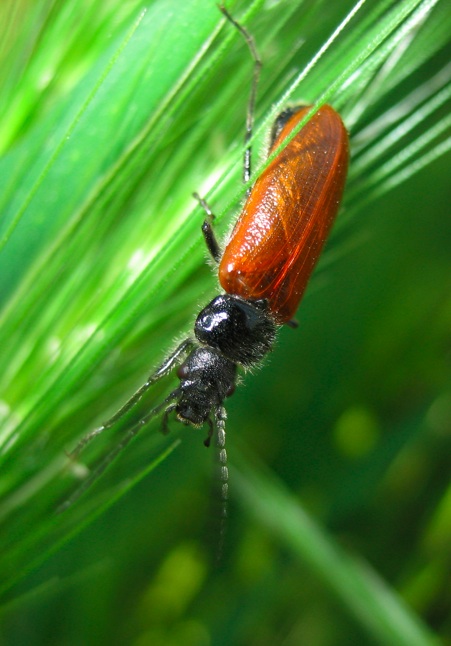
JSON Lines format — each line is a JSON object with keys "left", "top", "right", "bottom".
{"left": 60, "top": 6, "right": 349, "bottom": 512}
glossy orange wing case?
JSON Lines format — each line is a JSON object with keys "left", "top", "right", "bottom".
{"left": 219, "top": 105, "right": 349, "bottom": 323}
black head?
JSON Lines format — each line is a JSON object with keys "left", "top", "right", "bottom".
{"left": 194, "top": 295, "right": 276, "bottom": 367}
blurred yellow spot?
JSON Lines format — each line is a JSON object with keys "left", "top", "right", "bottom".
{"left": 333, "top": 406, "right": 379, "bottom": 459}
{"left": 139, "top": 542, "right": 207, "bottom": 623}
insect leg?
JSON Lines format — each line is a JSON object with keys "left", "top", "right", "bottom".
{"left": 69, "top": 338, "right": 195, "bottom": 459}
{"left": 219, "top": 5, "right": 262, "bottom": 189}
{"left": 193, "top": 192, "right": 221, "bottom": 263}
{"left": 58, "top": 389, "right": 181, "bottom": 513}
{"left": 286, "top": 319, "right": 299, "bottom": 329}
{"left": 203, "top": 417, "right": 215, "bottom": 447}
{"left": 161, "top": 402, "right": 177, "bottom": 435}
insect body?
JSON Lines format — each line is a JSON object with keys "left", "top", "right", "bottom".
{"left": 187, "top": 105, "right": 348, "bottom": 438}
{"left": 64, "top": 8, "right": 349, "bottom": 511}
{"left": 69, "top": 103, "right": 348, "bottom": 464}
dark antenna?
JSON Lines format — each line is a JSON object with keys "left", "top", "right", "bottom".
{"left": 215, "top": 405, "right": 229, "bottom": 558}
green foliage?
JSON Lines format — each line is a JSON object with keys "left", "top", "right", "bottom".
{"left": 0, "top": 0, "right": 450, "bottom": 644}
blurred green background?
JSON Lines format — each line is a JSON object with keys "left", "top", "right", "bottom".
{"left": 0, "top": 0, "right": 450, "bottom": 644}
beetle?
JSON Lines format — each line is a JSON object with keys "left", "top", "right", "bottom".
{"left": 61, "top": 6, "right": 349, "bottom": 511}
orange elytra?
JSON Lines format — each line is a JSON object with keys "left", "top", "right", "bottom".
{"left": 219, "top": 104, "right": 349, "bottom": 323}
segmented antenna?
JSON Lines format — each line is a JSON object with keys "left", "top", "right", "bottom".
{"left": 215, "top": 405, "right": 229, "bottom": 561}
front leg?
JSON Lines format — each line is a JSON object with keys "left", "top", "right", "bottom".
{"left": 193, "top": 192, "right": 221, "bottom": 263}
{"left": 68, "top": 338, "right": 195, "bottom": 459}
